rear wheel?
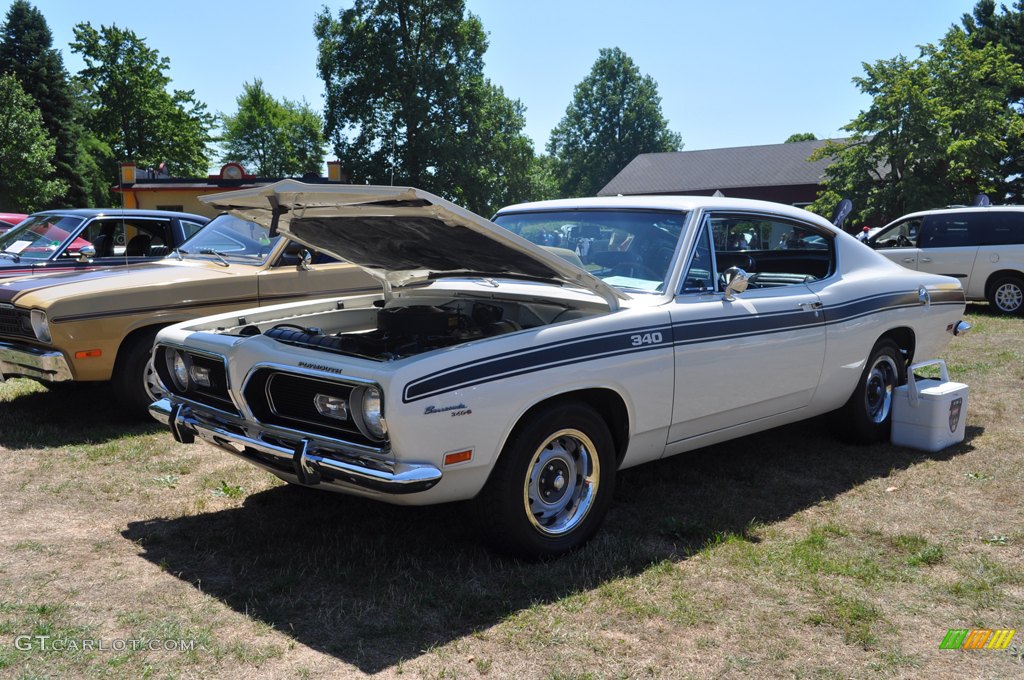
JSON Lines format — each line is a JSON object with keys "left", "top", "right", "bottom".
{"left": 475, "top": 402, "right": 616, "bottom": 559}
{"left": 112, "top": 328, "right": 165, "bottom": 419}
{"left": 987, "top": 275, "right": 1024, "bottom": 315}
{"left": 838, "top": 339, "right": 906, "bottom": 444}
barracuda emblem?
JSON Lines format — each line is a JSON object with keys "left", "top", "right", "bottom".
{"left": 424, "top": 403, "right": 472, "bottom": 417}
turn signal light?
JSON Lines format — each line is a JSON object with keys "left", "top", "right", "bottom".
{"left": 74, "top": 349, "right": 102, "bottom": 359}
{"left": 444, "top": 450, "right": 472, "bottom": 466}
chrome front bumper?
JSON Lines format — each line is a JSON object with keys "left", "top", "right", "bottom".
{"left": 0, "top": 341, "right": 73, "bottom": 382}
{"left": 149, "top": 398, "right": 442, "bottom": 495}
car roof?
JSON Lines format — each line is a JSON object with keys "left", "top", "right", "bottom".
{"left": 894, "top": 205, "right": 1024, "bottom": 220}
{"left": 29, "top": 208, "right": 208, "bottom": 220}
{"left": 495, "top": 195, "right": 837, "bottom": 229}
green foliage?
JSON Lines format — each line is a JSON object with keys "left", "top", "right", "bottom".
{"left": 314, "top": 0, "right": 534, "bottom": 215}
{"left": 0, "top": 74, "right": 66, "bottom": 211}
{"left": 0, "top": 0, "right": 93, "bottom": 207}
{"left": 547, "top": 47, "right": 682, "bottom": 198}
{"left": 70, "top": 22, "right": 214, "bottom": 178}
{"left": 810, "top": 27, "right": 1024, "bottom": 224}
{"left": 963, "top": 0, "right": 1024, "bottom": 202}
{"left": 784, "top": 132, "right": 817, "bottom": 143}
{"left": 220, "top": 79, "right": 325, "bottom": 177}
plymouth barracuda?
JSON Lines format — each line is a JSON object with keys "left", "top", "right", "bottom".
{"left": 150, "top": 181, "right": 969, "bottom": 557}
{"left": 0, "top": 213, "right": 378, "bottom": 416}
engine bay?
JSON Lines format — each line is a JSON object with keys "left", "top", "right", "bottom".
{"left": 258, "top": 299, "right": 580, "bottom": 361}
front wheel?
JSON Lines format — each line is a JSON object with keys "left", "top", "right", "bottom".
{"left": 837, "top": 339, "right": 906, "bottom": 444}
{"left": 475, "top": 402, "right": 616, "bottom": 559}
{"left": 112, "top": 328, "right": 166, "bottom": 420}
{"left": 987, "top": 275, "right": 1024, "bottom": 315}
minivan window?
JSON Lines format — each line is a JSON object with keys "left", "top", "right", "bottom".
{"left": 918, "top": 215, "right": 982, "bottom": 248}
{"left": 983, "top": 212, "right": 1024, "bottom": 246}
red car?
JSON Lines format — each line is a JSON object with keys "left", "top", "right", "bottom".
{"left": 0, "top": 213, "right": 27, "bottom": 234}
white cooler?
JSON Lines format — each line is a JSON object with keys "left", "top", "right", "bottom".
{"left": 891, "top": 359, "right": 968, "bottom": 452}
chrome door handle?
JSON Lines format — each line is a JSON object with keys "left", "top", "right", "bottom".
{"left": 798, "top": 301, "right": 823, "bottom": 310}
{"left": 920, "top": 257, "right": 932, "bottom": 263}
{"left": 902, "top": 257, "right": 916, "bottom": 263}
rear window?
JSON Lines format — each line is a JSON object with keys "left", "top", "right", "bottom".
{"left": 983, "top": 212, "right": 1024, "bottom": 246}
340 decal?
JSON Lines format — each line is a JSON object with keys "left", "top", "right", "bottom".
{"left": 630, "top": 332, "right": 664, "bottom": 346}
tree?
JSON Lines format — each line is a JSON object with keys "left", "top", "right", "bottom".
{"left": 0, "top": 0, "right": 91, "bottom": 206}
{"left": 784, "top": 133, "right": 817, "bottom": 143}
{"left": 0, "top": 74, "right": 65, "bottom": 211}
{"left": 962, "top": 0, "right": 1024, "bottom": 201}
{"left": 220, "top": 80, "right": 325, "bottom": 177}
{"left": 547, "top": 47, "right": 682, "bottom": 198}
{"left": 314, "top": 0, "right": 535, "bottom": 215}
{"left": 70, "top": 22, "right": 214, "bottom": 178}
{"left": 810, "top": 27, "right": 1024, "bottom": 225}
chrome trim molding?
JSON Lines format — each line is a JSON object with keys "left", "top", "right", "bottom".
{"left": 150, "top": 398, "right": 440, "bottom": 494}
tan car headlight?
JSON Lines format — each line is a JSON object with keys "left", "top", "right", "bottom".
{"left": 30, "top": 310, "right": 51, "bottom": 343}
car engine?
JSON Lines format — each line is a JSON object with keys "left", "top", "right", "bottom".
{"left": 262, "top": 301, "right": 522, "bottom": 361}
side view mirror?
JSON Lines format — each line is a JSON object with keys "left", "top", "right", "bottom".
{"left": 77, "top": 245, "right": 96, "bottom": 262}
{"left": 722, "top": 266, "right": 749, "bottom": 301}
{"left": 297, "top": 249, "right": 313, "bottom": 271}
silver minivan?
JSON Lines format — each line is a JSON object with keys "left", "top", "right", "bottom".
{"left": 867, "top": 206, "right": 1024, "bottom": 315}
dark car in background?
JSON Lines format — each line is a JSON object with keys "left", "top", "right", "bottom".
{"left": 0, "top": 209, "right": 209, "bottom": 278}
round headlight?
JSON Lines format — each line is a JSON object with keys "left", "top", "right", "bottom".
{"left": 30, "top": 310, "right": 51, "bottom": 343}
{"left": 359, "top": 385, "right": 387, "bottom": 440}
{"left": 169, "top": 350, "right": 190, "bottom": 391}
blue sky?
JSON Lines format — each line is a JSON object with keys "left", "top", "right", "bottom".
{"left": 35, "top": 0, "right": 978, "bottom": 156}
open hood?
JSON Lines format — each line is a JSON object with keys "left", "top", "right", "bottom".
{"left": 200, "top": 181, "right": 626, "bottom": 310}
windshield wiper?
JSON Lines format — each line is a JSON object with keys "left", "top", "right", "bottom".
{"left": 0, "top": 250, "right": 21, "bottom": 263}
{"left": 198, "top": 248, "right": 229, "bottom": 267}
{"left": 171, "top": 247, "right": 185, "bottom": 261}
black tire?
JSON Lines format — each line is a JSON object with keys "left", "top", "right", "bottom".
{"left": 474, "top": 401, "right": 616, "bottom": 559}
{"left": 987, "top": 275, "right": 1024, "bottom": 315}
{"left": 837, "top": 339, "right": 906, "bottom": 444}
{"left": 112, "top": 328, "right": 165, "bottom": 420}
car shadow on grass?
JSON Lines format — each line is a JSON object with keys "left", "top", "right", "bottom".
{"left": 0, "top": 380, "right": 163, "bottom": 448}
{"left": 122, "top": 416, "right": 980, "bottom": 673}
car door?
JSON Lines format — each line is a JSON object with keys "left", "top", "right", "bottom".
{"left": 870, "top": 216, "right": 923, "bottom": 271}
{"left": 256, "top": 241, "right": 380, "bottom": 306}
{"left": 667, "top": 212, "right": 827, "bottom": 444}
{"left": 913, "top": 214, "right": 980, "bottom": 286}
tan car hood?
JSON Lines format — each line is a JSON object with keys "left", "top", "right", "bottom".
{"left": 200, "top": 180, "right": 627, "bottom": 310}
{"left": 0, "top": 260, "right": 243, "bottom": 308}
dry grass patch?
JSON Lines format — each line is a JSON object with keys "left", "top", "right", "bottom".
{"left": 0, "top": 304, "right": 1022, "bottom": 678}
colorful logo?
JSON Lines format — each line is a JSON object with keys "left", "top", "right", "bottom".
{"left": 940, "top": 629, "right": 1015, "bottom": 650}
{"left": 949, "top": 397, "right": 963, "bottom": 433}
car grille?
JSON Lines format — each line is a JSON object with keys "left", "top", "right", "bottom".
{"left": 243, "top": 368, "right": 378, "bottom": 447}
{"left": 0, "top": 306, "right": 33, "bottom": 340}
{"left": 154, "top": 346, "right": 237, "bottom": 415}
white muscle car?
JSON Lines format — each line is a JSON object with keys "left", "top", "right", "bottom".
{"left": 150, "top": 181, "right": 969, "bottom": 557}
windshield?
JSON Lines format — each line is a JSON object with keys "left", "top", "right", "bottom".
{"left": 493, "top": 209, "right": 686, "bottom": 292}
{"left": 178, "top": 214, "right": 281, "bottom": 264}
{"left": 0, "top": 214, "right": 86, "bottom": 261}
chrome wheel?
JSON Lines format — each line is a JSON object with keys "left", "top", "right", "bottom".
{"left": 523, "top": 428, "right": 600, "bottom": 536}
{"left": 864, "top": 354, "right": 899, "bottom": 424}
{"left": 993, "top": 281, "right": 1023, "bottom": 313}
{"left": 143, "top": 354, "right": 166, "bottom": 402}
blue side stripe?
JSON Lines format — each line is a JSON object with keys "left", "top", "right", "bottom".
{"left": 401, "top": 288, "right": 965, "bottom": 403}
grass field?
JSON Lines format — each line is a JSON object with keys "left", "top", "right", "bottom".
{"left": 0, "top": 303, "right": 1021, "bottom": 679}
